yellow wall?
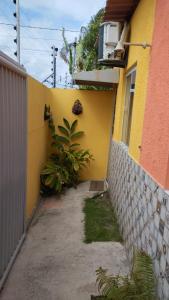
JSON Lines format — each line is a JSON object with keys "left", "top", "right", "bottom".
{"left": 113, "top": 0, "right": 156, "bottom": 162}
{"left": 26, "top": 76, "right": 49, "bottom": 219}
{"left": 47, "top": 89, "right": 115, "bottom": 180}
{"left": 26, "top": 79, "right": 115, "bottom": 220}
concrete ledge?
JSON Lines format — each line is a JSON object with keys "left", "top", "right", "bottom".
{"left": 73, "top": 69, "right": 119, "bottom": 87}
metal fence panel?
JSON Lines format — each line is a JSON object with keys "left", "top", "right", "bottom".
{"left": 0, "top": 52, "right": 27, "bottom": 288}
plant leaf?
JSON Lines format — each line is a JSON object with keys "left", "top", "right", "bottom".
{"left": 51, "top": 141, "right": 64, "bottom": 150}
{"left": 58, "top": 125, "right": 69, "bottom": 137}
{"left": 45, "top": 175, "right": 54, "bottom": 186}
{"left": 41, "top": 168, "right": 52, "bottom": 175}
{"left": 54, "top": 135, "right": 70, "bottom": 145}
{"left": 71, "top": 131, "right": 84, "bottom": 140}
{"left": 45, "top": 161, "right": 55, "bottom": 169}
{"left": 96, "top": 250, "right": 155, "bottom": 300}
{"left": 70, "top": 143, "right": 80, "bottom": 148}
{"left": 63, "top": 118, "right": 71, "bottom": 130}
{"left": 73, "top": 161, "right": 79, "bottom": 171}
{"left": 70, "top": 120, "right": 78, "bottom": 133}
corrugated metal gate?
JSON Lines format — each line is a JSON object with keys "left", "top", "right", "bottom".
{"left": 0, "top": 52, "right": 27, "bottom": 289}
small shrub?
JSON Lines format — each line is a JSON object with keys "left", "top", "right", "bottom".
{"left": 95, "top": 250, "right": 156, "bottom": 300}
{"left": 40, "top": 111, "right": 93, "bottom": 195}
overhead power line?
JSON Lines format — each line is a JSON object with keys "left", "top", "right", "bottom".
{"left": 23, "top": 48, "right": 51, "bottom": 52}
{"left": 22, "top": 36, "right": 63, "bottom": 42}
{"left": 0, "top": 22, "right": 79, "bottom": 32}
{"left": 0, "top": 32, "right": 63, "bottom": 42}
{"left": 0, "top": 45, "right": 51, "bottom": 53}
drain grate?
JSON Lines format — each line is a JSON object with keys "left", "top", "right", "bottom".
{"left": 89, "top": 181, "right": 104, "bottom": 192}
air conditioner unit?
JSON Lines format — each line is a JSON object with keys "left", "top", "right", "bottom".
{"left": 98, "top": 22, "right": 128, "bottom": 68}
{"left": 98, "top": 22, "right": 121, "bottom": 60}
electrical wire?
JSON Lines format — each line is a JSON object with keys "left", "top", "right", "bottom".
{"left": 0, "top": 46, "right": 52, "bottom": 53}
{"left": 0, "top": 33, "right": 72, "bottom": 46}
{"left": 0, "top": 22, "right": 79, "bottom": 32}
{"left": 22, "top": 48, "right": 51, "bottom": 52}
{"left": 0, "top": 32, "right": 63, "bottom": 42}
{"left": 22, "top": 36, "right": 63, "bottom": 42}
{"left": 0, "top": 20, "right": 77, "bottom": 84}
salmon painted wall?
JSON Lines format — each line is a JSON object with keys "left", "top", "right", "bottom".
{"left": 47, "top": 89, "right": 115, "bottom": 180}
{"left": 113, "top": 0, "right": 156, "bottom": 162}
{"left": 140, "top": 0, "right": 169, "bottom": 189}
{"left": 27, "top": 76, "right": 49, "bottom": 219}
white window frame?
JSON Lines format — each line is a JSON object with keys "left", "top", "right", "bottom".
{"left": 122, "top": 67, "right": 136, "bottom": 146}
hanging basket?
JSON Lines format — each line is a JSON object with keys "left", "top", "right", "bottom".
{"left": 72, "top": 99, "right": 83, "bottom": 115}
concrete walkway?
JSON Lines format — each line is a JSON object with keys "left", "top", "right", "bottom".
{"left": 0, "top": 182, "right": 129, "bottom": 300}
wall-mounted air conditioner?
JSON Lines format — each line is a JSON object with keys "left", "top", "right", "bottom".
{"left": 98, "top": 22, "right": 121, "bottom": 60}
{"left": 98, "top": 22, "right": 128, "bottom": 68}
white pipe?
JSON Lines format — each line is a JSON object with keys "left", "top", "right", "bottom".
{"left": 113, "top": 23, "right": 151, "bottom": 53}
{"left": 123, "top": 42, "right": 151, "bottom": 49}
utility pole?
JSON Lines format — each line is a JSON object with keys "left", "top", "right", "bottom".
{"left": 71, "top": 37, "right": 77, "bottom": 88}
{"left": 43, "top": 46, "right": 58, "bottom": 87}
{"left": 65, "top": 72, "right": 68, "bottom": 89}
{"left": 73, "top": 37, "right": 77, "bottom": 74}
{"left": 13, "top": 0, "right": 20, "bottom": 64}
{"left": 51, "top": 46, "right": 58, "bottom": 88}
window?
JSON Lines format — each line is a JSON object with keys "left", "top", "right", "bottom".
{"left": 122, "top": 69, "right": 136, "bottom": 146}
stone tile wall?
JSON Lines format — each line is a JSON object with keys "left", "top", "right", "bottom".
{"left": 107, "top": 141, "right": 169, "bottom": 300}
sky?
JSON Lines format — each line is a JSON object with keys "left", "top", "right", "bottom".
{"left": 0, "top": 0, "right": 105, "bottom": 87}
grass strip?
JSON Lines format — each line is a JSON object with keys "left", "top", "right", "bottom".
{"left": 83, "top": 194, "right": 122, "bottom": 243}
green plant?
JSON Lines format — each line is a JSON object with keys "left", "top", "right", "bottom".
{"left": 40, "top": 113, "right": 93, "bottom": 195}
{"left": 41, "top": 160, "right": 69, "bottom": 193}
{"left": 95, "top": 250, "right": 156, "bottom": 300}
{"left": 76, "top": 8, "right": 104, "bottom": 72}
{"left": 55, "top": 118, "right": 84, "bottom": 149}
